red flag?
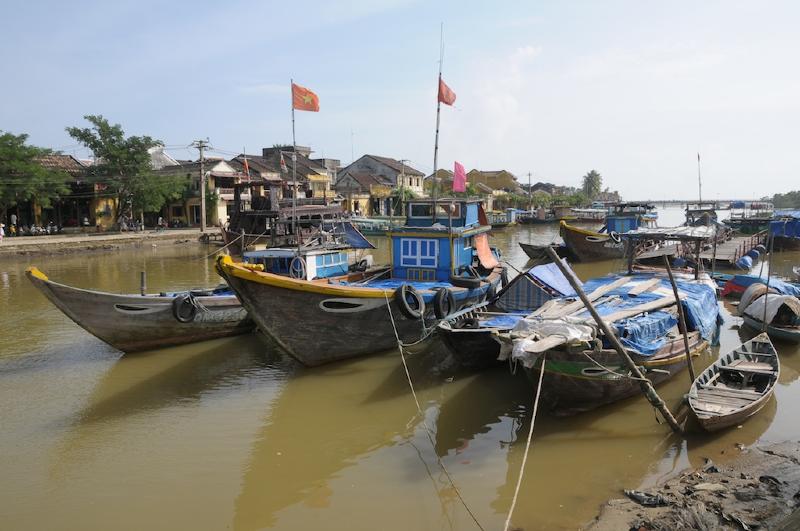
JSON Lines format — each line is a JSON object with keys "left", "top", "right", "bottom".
{"left": 292, "top": 82, "right": 320, "bottom": 112}
{"left": 438, "top": 77, "right": 456, "bottom": 106}
{"left": 280, "top": 152, "right": 288, "bottom": 173}
{"left": 453, "top": 161, "right": 466, "bottom": 193}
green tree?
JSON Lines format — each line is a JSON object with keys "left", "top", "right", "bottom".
{"left": 771, "top": 191, "right": 800, "bottom": 208}
{"left": 66, "top": 115, "right": 188, "bottom": 220}
{"left": 581, "top": 170, "right": 602, "bottom": 200}
{"left": 0, "top": 132, "right": 70, "bottom": 220}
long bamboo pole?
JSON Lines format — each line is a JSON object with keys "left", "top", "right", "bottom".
{"left": 544, "top": 247, "right": 684, "bottom": 434}
{"left": 663, "top": 255, "right": 696, "bottom": 383}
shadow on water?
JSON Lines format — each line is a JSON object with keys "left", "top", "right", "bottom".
{"left": 231, "top": 352, "right": 421, "bottom": 530}
{"left": 49, "top": 332, "right": 294, "bottom": 473}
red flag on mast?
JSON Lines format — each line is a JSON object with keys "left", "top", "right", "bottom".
{"left": 292, "top": 82, "right": 320, "bottom": 112}
{"left": 438, "top": 78, "right": 456, "bottom": 106}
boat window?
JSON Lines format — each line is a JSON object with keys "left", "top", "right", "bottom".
{"left": 409, "top": 203, "right": 433, "bottom": 217}
{"left": 401, "top": 238, "right": 438, "bottom": 268}
{"left": 437, "top": 203, "right": 461, "bottom": 218}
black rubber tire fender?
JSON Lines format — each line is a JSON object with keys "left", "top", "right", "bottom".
{"left": 609, "top": 231, "right": 621, "bottom": 243}
{"left": 395, "top": 284, "right": 425, "bottom": 320}
{"left": 433, "top": 287, "right": 457, "bottom": 319}
{"left": 172, "top": 294, "right": 197, "bottom": 323}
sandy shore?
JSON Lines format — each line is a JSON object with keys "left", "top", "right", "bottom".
{"left": 585, "top": 441, "right": 800, "bottom": 530}
{"left": 0, "top": 229, "right": 212, "bottom": 257}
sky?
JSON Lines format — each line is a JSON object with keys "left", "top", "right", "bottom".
{"left": 2, "top": 0, "right": 798, "bottom": 200}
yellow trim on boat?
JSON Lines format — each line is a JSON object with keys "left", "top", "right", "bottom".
{"left": 560, "top": 220, "right": 605, "bottom": 237}
{"left": 217, "top": 255, "right": 394, "bottom": 298}
{"left": 26, "top": 266, "right": 48, "bottom": 281}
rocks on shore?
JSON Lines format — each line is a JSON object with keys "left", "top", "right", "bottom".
{"left": 585, "top": 442, "right": 800, "bottom": 530}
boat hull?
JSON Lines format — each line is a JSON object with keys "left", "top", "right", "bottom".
{"left": 524, "top": 333, "right": 706, "bottom": 415}
{"left": 26, "top": 268, "right": 254, "bottom": 353}
{"left": 742, "top": 315, "right": 800, "bottom": 343}
{"left": 560, "top": 221, "right": 626, "bottom": 262}
{"left": 217, "top": 258, "right": 502, "bottom": 366}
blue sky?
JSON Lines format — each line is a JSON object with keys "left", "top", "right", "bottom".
{"left": 2, "top": 0, "right": 798, "bottom": 199}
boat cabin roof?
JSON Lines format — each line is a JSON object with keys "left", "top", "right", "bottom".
{"left": 623, "top": 225, "right": 717, "bottom": 241}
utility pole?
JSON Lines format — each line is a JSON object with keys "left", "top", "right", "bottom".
{"left": 191, "top": 138, "right": 210, "bottom": 233}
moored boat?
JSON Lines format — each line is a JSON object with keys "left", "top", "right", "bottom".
{"left": 26, "top": 267, "right": 253, "bottom": 353}
{"left": 738, "top": 283, "right": 800, "bottom": 343}
{"left": 518, "top": 242, "right": 570, "bottom": 261}
{"left": 689, "top": 332, "right": 778, "bottom": 432}
{"left": 560, "top": 202, "right": 657, "bottom": 262}
{"left": 216, "top": 199, "right": 504, "bottom": 366}
{"left": 505, "top": 270, "right": 719, "bottom": 414}
{"left": 437, "top": 260, "right": 577, "bottom": 370}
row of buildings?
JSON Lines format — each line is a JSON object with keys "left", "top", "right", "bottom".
{"left": 10, "top": 144, "right": 597, "bottom": 230}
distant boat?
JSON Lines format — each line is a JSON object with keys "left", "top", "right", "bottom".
{"left": 560, "top": 202, "right": 658, "bottom": 262}
{"left": 26, "top": 267, "right": 253, "bottom": 353}
{"left": 689, "top": 333, "right": 779, "bottom": 432}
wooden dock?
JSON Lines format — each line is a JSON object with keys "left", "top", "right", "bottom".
{"left": 699, "top": 231, "right": 767, "bottom": 266}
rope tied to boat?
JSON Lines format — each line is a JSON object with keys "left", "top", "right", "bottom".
{"left": 580, "top": 351, "right": 650, "bottom": 383}
{"left": 382, "top": 291, "right": 485, "bottom": 531}
{"left": 503, "top": 352, "right": 547, "bottom": 531}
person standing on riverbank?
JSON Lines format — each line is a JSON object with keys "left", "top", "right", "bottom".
{"left": 0, "top": 224, "right": 5, "bottom": 243}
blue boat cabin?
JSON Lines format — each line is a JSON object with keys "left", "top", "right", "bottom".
{"left": 389, "top": 199, "right": 491, "bottom": 282}
{"left": 603, "top": 202, "right": 658, "bottom": 234}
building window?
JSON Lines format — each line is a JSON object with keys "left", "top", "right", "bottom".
{"left": 401, "top": 238, "right": 438, "bottom": 268}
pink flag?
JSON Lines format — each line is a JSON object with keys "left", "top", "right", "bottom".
{"left": 453, "top": 161, "right": 466, "bottom": 192}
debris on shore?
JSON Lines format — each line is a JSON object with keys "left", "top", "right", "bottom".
{"left": 585, "top": 441, "right": 800, "bottom": 530}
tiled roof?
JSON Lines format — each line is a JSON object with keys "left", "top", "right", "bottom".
{"left": 35, "top": 154, "right": 86, "bottom": 176}
{"left": 365, "top": 155, "right": 424, "bottom": 176}
{"left": 336, "top": 171, "right": 392, "bottom": 191}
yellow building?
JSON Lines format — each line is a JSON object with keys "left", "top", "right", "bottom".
{"left": 466, "top": 169, "right": 523, "bottom": 194}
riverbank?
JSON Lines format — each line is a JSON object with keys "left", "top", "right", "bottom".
{"left": 585, "top": 440, "right": 800, "bottom": 530}
{"left": 0, "top": 228, "right": 208, "bottom": 257}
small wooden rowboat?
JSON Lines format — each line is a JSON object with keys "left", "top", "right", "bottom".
{"left": 26, "top": 267, "right": 254, "bottom": 353}
{"left": 689, "top": 333, "right": 779, "bottom": 432}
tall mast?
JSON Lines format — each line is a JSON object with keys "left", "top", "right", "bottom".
{"left": 432, "top": 23, "right": 444, "bottom": 220}
{"left": 291, "top": 78, "right": 298, "bottom": 248}
{"left": 528, "top": 171, "right": 532, "bottom": 211}
{"left": 697, "top": 152, "right": 702, "bottom": 203}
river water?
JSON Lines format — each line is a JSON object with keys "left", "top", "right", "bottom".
{"left": 1, "top": 207, "right": 799, "bottom": 530}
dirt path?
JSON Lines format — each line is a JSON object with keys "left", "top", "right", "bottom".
{"left": 585, "top": 441, "right": 800, "bottom": 530}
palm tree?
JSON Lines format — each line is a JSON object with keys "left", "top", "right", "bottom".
{"left": 582, "top": 170, "right": 602, "bottom": 200}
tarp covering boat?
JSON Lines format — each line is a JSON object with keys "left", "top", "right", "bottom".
{"left": 322, "top": 220, "right": 375, "bottom": 249}
{"left": 742, "top": 294, "right": 800, "bottom": 324}
{"left": 613, "top": 311, "right": 678, "bottom": 355}
{"left": 579, "top": 275, "right": 720, "bottom": 341}
{"left": 721, "top": 274, "right": 800, "bottom": 298}
{"left": 495, "top": 260, "right": 578, "bottom": 312}
{"left": 770, "top": 218, "right": 800, "bottom": 238}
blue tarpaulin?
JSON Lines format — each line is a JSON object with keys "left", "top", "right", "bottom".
{"left": 615, "top": 311, "right": 678, "bottom": 356}
{"left": 774, "top": 210, "right": 800, "bottom": 219}
{"left": 727, "top": 274, "right": 800, "bottom": 298}
{"left": 578, "top": 274, "right": 720, "bottom": 354}
{"left": 770, "top": 218, "right": 800, "bottom": 239}
{"left": 528, "top": 261, "right": 578, "bottom": 297}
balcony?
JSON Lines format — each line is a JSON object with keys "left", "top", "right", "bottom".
{"left": 216, "top": 188, "right": 251, "bottom": 201}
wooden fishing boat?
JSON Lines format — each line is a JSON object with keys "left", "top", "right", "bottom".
{"left": 518, "top": 242, "right": 570, "bottom": 261}
{"left": 503, "top": 259, "right": 721, "bottom": 414}
{"left": 26, "top": 267, "right": 253, "bottom": 353}
{"left": 217, "top": 199, "right": 504, "bottom": 366}
{"left": 738, "top": 283, "right": 800, "bottom": 343}
{"left": 437, "top": 260, "right": 577, "bottom": 370}
{"left": 560, "top": 202, "right": 657, "bottom": 262}
{"left": 689, "top": 333, "right": 779, "bottom": 431}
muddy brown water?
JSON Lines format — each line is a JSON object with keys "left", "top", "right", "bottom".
{"left": 1, "top": 209, "right": 799, "bottom": 530}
